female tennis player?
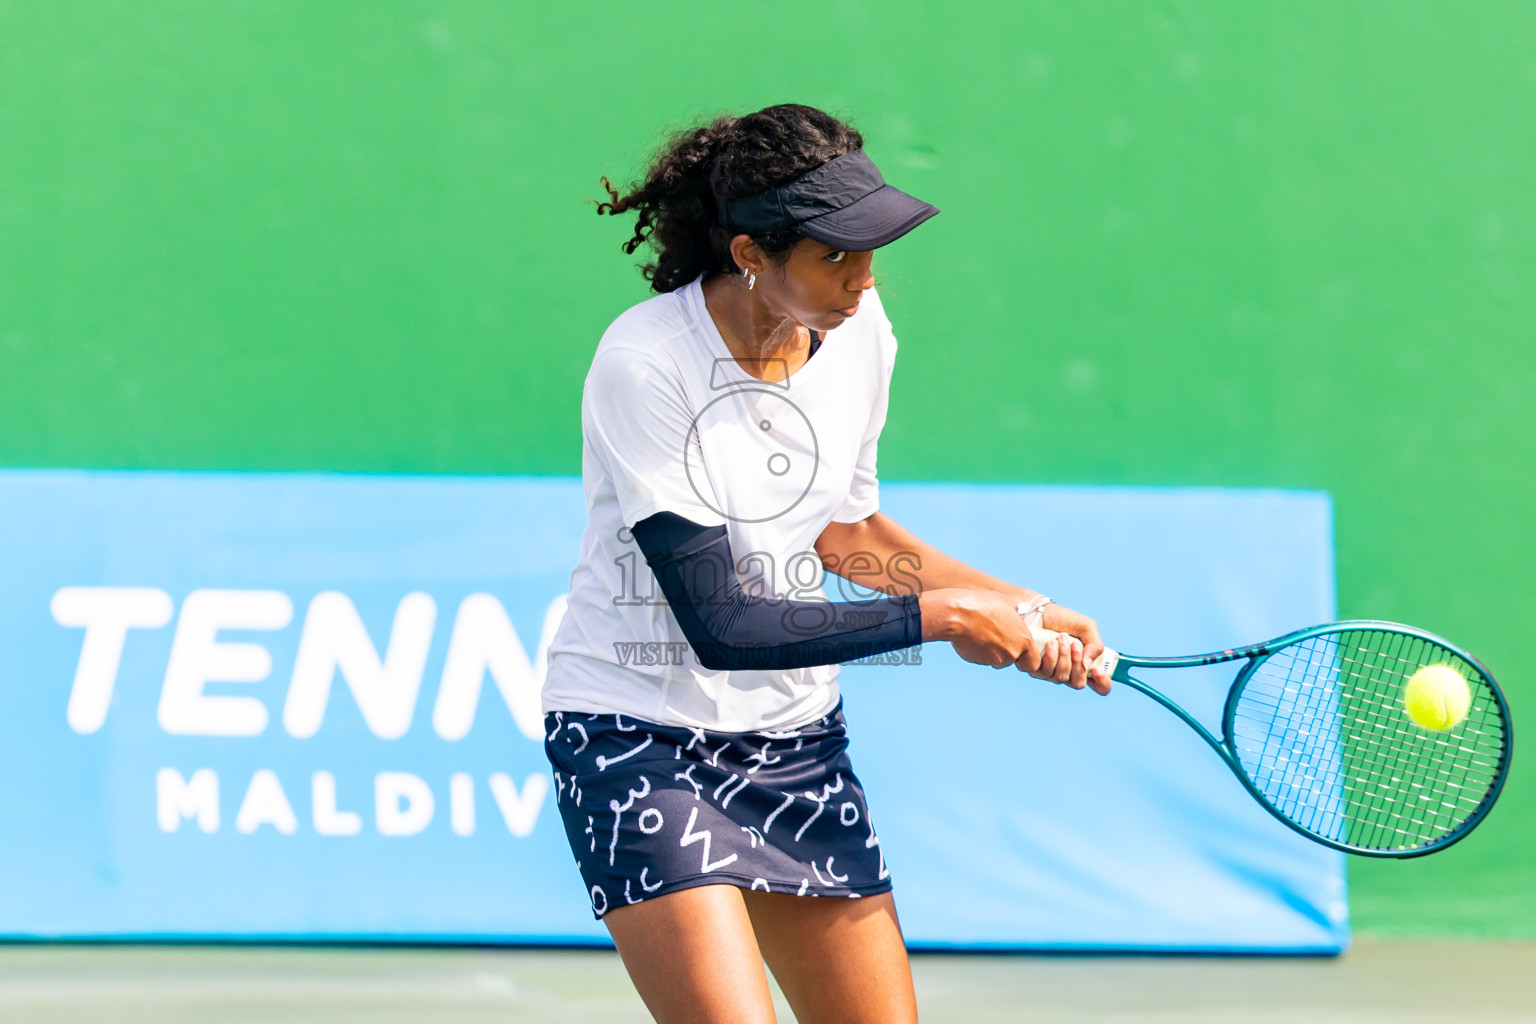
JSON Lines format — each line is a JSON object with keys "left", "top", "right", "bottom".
{"left": 542, "top": 103, "right": 1111, "bottom": 1023}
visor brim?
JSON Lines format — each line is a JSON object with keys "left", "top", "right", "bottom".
{"left": 796, "top": 184, "right": 939, "bottom": 251}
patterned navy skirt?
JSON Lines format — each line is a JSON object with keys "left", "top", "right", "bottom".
{"left": 544, "top": 704, "right": 891, "bottom": 919}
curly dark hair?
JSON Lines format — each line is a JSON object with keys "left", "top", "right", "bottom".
{"left": 596, "top": 104, "right": 864, "bottom": 293}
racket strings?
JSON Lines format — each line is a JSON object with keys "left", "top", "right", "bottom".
{"left": 1332, "top": 633, "right": 1505, "bottom": 848}
{"left": 1248, "top": 634, "right": 1502, "bottom": 848}
{"left": 1239, "top": 660, "right": 1503, "bottom": 783}
{"left": 1230, "top": 630, "right": 1507, "bottom": 853}
{"left": 1233, "top": 637, "right": 1349, "bottom": 838}
{"left": 1241, "top": 632, "right": 1492, "bottom": 847}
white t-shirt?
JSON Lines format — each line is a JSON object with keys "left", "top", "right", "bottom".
{"left": 542, "top": 276, "right": 898, "bottom": 732}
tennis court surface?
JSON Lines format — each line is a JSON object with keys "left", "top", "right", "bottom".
{"left": 2, "top": 939, "right": 1532, "bottom": 1023}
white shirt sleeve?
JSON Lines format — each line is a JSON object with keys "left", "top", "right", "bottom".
{"left": 583, "top": 345, "right": 727, "bottom": 529}
{"left": 830, "top": 314, "right": 897, "bottom": 525}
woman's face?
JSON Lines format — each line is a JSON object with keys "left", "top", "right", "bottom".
{"left": 764, "top": 239, "right": 876, "bottom": 334}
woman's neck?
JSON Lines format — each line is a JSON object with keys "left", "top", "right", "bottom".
{"left": 702, "top": 274, "right": 811, "bottom": 383}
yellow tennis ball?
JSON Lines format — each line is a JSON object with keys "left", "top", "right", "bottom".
{"left": 1404, "top": 664, "right": 1472, "bottom": 731}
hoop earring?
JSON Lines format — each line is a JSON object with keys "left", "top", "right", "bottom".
{"left": 742, "top": 266, "right": 756, "bottom": 291}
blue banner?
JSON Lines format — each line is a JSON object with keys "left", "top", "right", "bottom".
{"left": 0, "top": 470, "right": 1343, "bottom": 950}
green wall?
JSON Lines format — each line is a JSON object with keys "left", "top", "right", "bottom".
{"left": 2, "top": 1, "right": 1532, "bottom": 938}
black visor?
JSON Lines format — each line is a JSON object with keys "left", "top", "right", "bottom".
{"left": 722, "top": 150, "right": 939, "bottom": 251}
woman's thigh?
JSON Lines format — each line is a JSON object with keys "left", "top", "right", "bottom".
{"left": 743, "top": 889, "right": 918, "bottom": 1024}
{"left": 603, "top": 882, "right": 778, "bottom": 1024}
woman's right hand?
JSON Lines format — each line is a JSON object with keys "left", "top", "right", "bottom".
{"left": 920, "top": 588, "right": 1097, "bottom": 690}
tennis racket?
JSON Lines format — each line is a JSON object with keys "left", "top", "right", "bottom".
{"left": 1025, "top": 616, "right": 1512, "bottom": 857}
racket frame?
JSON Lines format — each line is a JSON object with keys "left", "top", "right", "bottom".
{"left": 1108, "top": 619, "right": 1513, "bottom": 858}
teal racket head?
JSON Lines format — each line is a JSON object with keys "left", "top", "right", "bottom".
{"left": 1221, "top": 622, "right": 1512, "bottom": 857}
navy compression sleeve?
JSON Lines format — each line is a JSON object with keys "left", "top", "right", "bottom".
{"left": 630, "top": 511, "right": 923, "bottom": 672}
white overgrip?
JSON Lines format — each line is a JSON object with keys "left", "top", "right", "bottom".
{"left": 1016, "top": 601, "right": 1121, "bottom": 679}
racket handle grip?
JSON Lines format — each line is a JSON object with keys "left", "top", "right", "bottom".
{"left": 1018, "top": 611, "right": 1121, "bottom": 680}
